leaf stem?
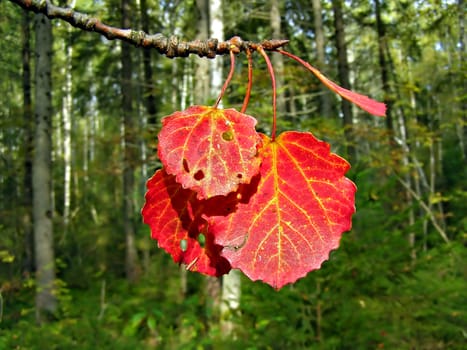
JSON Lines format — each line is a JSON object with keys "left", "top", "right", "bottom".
{"left": 258, "top": 46, "right": 277, "bottom": 141}
{"left": 214, "top": 50, "right": 236, "bottom": 108}
{"left": 241, "top": 48, "right": 253, "bottom": 113}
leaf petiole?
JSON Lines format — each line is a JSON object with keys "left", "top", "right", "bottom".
{"left": 241, "top": 48, "right": 253, "bottom": 113}
{"left": 214, "top": 49, "right": 237, "bottom": 109}
{"left": 258, "top": 46, "right": 277, "bottom": 141}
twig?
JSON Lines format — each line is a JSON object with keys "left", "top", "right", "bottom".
{"left": 9, "top": 0, "right": 289, "bottom": 58}
{"left": 396, "top": 175, "right": 450, "bottom": 244}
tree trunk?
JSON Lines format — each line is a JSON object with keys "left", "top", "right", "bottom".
{"left": 270, "top": 0, "right": 286, "bottom": 115}
{"left": 33, "top": 12, "right": 57, "bottom": 322}
{"left": 140, "top": 0, "right": 157, "bottom": 129}
{"left": 210, "top": 0, "right": 223, "bottom": 102}
{"left": 312, "top": 0, "right": 331, "bottom": 118}
{"left": 121, "top": 0, "right": 139, "bottom": 283}
{"left": 22, "top": 9, "right": 34, "bottom": 275}
{"left": 374, "top": 0, "right": 394, "bottom": 137}
{"left": 332, "top": 0, "right": 355, "bottom": 161}
{"left": 179, "top": 0, "right": 211, "bottom": 298}
{"left": 62, "top": 24, "right": 73, "bottom": 238}
{"left": 208, "top": 0, "right": 242, "bottom": 334}
{"left": 458, "top": 0, "right": 466, "bottom": 160}
{"left": 206, "top": 0, "right": 224, "bottom": 324}
{"left": 220, "top": 269, "right": 241, "bottom": 334}
{"left": 194, "top": 0, "right": 210, "bottom": 105}
{"left": 140, "top": 0, "right": 157, "bottom": 275}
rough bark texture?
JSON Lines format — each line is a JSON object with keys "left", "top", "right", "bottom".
{"left": 33, "top": 12, "right": 57, "bottom": 321}
{"left": 121, "top": 0, "right": 139, "bottom": 283}
{"left": 332, "top": 0, "right": 355, "bottom": 161}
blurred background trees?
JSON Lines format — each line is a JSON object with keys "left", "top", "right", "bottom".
{"left": 0, "top": 0, "right": 465, "bottom": 348}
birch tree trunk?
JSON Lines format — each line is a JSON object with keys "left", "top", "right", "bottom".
{"left": 209, "top": 0, "right": 242, "bottom": 334}
{"left": 121, "top": 0, "right": 139, "bottom": 283}
{"left": 210, "top": 0, "right": 223, "bottom": 101}
{"left": 332, "top": 0, "right": 355, "bottom": 161}
{"left": 33, "top": 12, "right": 57, "bottom": 321}
{"left": 62, "top": 21, "right": 73, "bottom": 237}
{"left": 206, "top": 0, "right": 223, "bottom": 324}
{"left": 194, "top": 0, "right": 210, "bottom": 105}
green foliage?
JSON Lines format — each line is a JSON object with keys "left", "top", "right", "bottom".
{"left": 1, "top": 242, "right": 465, "bottom": 349}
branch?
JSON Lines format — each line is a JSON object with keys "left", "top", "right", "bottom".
{"left": 396, "top": 175, "right": 450, "bottom": 244}
{"left": 9, "top": 0, "right": 289, "bottom": 58}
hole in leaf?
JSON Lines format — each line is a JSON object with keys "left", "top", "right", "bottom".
{"left": 180, "top": 239, "right": 188, "bottom": 252}
{"left": 222, "top": 130, "right": 234, "bottom": 141}
{"left": 194, "top": 170, "right": 204, "bottom": 181}
{"left": 197, "top": 233, "right": 206, "bottom": 248}
{"left": 237, "top": 173, "right": 243, "bottom": 179}
{"left": 182, "top": 159, "right": 190, "bottom": 173}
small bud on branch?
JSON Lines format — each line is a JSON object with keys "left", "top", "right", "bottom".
{"left": 9, "top": 0, "right": 289, "bottom": 58}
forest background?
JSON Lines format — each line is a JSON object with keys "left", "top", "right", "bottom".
{"left": 0, "top": 0, "right": 465, "bottom": 349}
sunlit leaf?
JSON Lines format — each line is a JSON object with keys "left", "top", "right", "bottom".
{"left": 279, "top": 50, "right": 387, "bottom": 116}
{"left": 211, "top": 131, "right": 356, "bottom": 289}
{"left": 157, "top": 105, "right": 262, "bottom": 199}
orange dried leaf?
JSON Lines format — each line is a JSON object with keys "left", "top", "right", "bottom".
{"left": 158, "top": 105, "right": 262, "bottom": 199}
{"left": 211, "top": 131, "right": 357, "bottom": 289}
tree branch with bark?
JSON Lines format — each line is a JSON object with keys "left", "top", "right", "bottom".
{"left": 9, "top": 0, "right": 289, "bottom": 58}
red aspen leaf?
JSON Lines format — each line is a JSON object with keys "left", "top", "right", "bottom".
{"left": 315, "top": 72, "right": 387, "bottom": 116}
{"left": 278, "top": 50, "right": 386, "bottom": 116}
{"left": 141, "top": 169, "right": 231, "bottom": 277}
{"left": 211, "top": 131, "right": 357, "bottom": 289}
{"left": 157, "top": 105, "right": 262, "bottom": 199}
